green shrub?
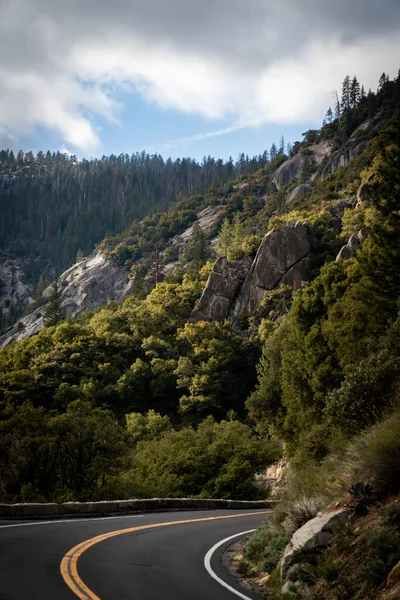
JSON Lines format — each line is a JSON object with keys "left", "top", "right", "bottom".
{"left": 244, "top": 520, "right": 289, "bottom": 573}
{"left": 317, "top": 558, "right": 339, "bottom": 582}
{"left": 357, "top": 528, "right": 400, "bottom": 589}
{"left": 384, "top": 503, "right": 400, "bottom": 527}
{"left": 352, "top": 410, "right": 400, "bottom": 491}
{"left": 325, "top": 319, "right": 400, "bottom": 434}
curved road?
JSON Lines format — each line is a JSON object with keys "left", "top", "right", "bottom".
{"left": 0, "top": 509, "right": 268, "bottom": 599}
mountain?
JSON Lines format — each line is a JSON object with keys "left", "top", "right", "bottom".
{"left": 2, "top": 73, "right": 396, "bottom": 346}
{"left": 0, "top": 149, "right": 269, "bottom": 330}
{"left": 0, "top": 70, "right": 400, "bottom": 599}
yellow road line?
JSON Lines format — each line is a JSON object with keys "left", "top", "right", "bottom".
{"left": 60, "top": 511, "right": 269, "bottom": 600}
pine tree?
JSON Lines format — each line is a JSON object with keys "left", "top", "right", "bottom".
{"left": 218, "top": 218, "right": 232, "bottom": 257}
{"left": 42, "top": 277, "right": 63, "bottom": 327}
{"left": 190, "top": 222, "right": 206, "bottom": 263}
{"left": 341, "top": 75, "right": 351, "bottom": 112}
{"left": 378, "top": 72, "right": 389, "bottom": 92}
{"left": 232, "top": 213, "right": 244, "bottom": 249}
{"left": 334, "top": 91, "right": 341, "bottom": 121}
{"left": 300, "top": 151, "right": 316, "bottom": 183}
{"left": 34, "top": 274, "right": 45, "bottom": 305}
{"left": 324, "top": 107, "right": 333, "bottom": 124}
{"left": 350, "top": 76, "right": 361, "bottom": 107}
{"left": 359, "top": 121, "right": 400, "bottom": 302}
{"left": 279, "top": 136, "right": 285, "bottom": 155}
{"left": 270, "top": 143, "right": 278, "bottom": 160}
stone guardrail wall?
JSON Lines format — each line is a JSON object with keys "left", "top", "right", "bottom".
{"left": 0, "top": 498, "right": 274, "bottom": 520}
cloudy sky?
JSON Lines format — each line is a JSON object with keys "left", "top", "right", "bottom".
{"left": 1, "top": 0, "right": 400, "bottom": 160}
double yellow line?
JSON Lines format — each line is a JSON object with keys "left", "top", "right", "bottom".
{"left": 60, "top": 511, "right": 269, "bottom": 599}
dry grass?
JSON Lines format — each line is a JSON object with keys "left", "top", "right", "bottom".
{"left": 282, "top": 496, "right": 323, "bottom": 536}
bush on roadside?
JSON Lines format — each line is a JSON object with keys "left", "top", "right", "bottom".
{"left": 357, "top": 528, "right": 400, "bottom": 590}
{"left": 244, "top": 519, "right": 289, "bottom": 573}
{"left": 348, "top": 410, "right": 400, "bottom": 492}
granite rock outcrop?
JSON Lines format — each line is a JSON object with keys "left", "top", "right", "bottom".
{"left": 272, "top": 141, "right": 333, "bottom": 190}
{"left": 190, "top": 256, "right": 252, "bottom": 322}
{"left": 0, "top": 252, "right": 133, "bottom": 348}
{"left": 191, "top": 223, "right": 314, "bottom": 322}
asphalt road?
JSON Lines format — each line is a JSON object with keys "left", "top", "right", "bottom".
{"left": 0, "top": 509, "right": 268, "bottom": 599}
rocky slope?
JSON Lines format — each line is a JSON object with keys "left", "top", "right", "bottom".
{"left": 0, "top": 253, "right": 133, "bottom": 348}
{"left": 191, "top": 222, "right": 314, "bottom": 322}
{"left": 0, "top": 107, "right": 384, "bottom": 347}
{"left": 0, "top": 205, "right": 225, "bottom": 348}
{"left": 271, "top": 140, "right": 333, "bottom": 190}
{"left": 0, "top": 258, "right": 34, "bottom": 327}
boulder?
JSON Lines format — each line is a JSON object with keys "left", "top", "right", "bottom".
{"left": 190, "top": 256, "right": 252, "bottom": 322}
{"left": 356, "top": 172, "right": 376, "bottom": 207}
{"left": 171, "top": 205, "right": 224, "bottom": 247}
{"left": 336, "top": 244, "right": 355, "bottom": 261}
{"left": 287, "top": 184, "right": 313, "bottom": 205}
{"left": 282, "top": 565, "right": 314, "bottom": 599}
{"left": 357, "top": 227, "right": 368, "bottom": 244}
{"left": 231, "top": 223, "right": 312, "bottom": 317}
{"left": 335, "top": 228, "right": 367, "bottom": 262}
{"left": 387, "top": 560, "right": 400, "bottom": 587}
{"left": 348, "top": 235, "right": 361, "bottom": 251}
{"left": 281, "top": 509, "right": 353, "bottom": 579}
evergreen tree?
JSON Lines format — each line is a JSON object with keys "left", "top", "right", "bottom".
{"left": 359, "top": 121, "right": 400, "bottom": 303}
{"left": 279, "top": 135, "right": 285, "bottom": 155}
{"left": 299, "top": 151, "right": 316, "bottom": 183}
{"left": 334, "top": 91, "right": 341, "bottom": 120}
{"left": 34, "top": 274, "right": 45, "bottom": 305}
{"left": 42, "top": 277, "right": 63, "bottom": 327}
{"left": 341, "top": 75, "right": 351, "bottom": 112}
{"left": 232, "top": 213, "right": 245, "bottom": 250}
{"left": 324, "top": 107, "right": 333, "bottom": 124}
{"left": 378, "top": 72, "right": 389, "bottom": 91}
{"left": 192, "top": 223, "right": 206, "bottom": 263}
{"left": 350, "top": 76, "right": 361, "bottom": 107}
{"left": 270, "top": 143, "right": 278, "bottom": 160}
{"left": 218, "top": 218, "right": 232, "bottom": 257}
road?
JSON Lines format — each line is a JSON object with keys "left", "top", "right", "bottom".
{"left": 0, "top": 509, "right": 268, "bottom": 599}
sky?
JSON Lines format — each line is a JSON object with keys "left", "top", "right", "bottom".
{"left": 1, "top": 0, "right": 400, "bottom": 162}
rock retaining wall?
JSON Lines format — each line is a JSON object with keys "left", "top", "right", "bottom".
{"left": 0, "top": 498, "right": 274, "bottom": 520}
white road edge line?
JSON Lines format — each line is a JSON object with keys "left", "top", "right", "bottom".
{"left": 204, "top": 528, "right": 256, "bottom": 600}
{"left": 0, "top": 514, "right": 145, "bottom": 529}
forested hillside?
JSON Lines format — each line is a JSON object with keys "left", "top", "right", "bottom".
{"left": 0, "top": 148, "right": 269, "bottom": 279}
{"left": 0, "top": 74, "right": 400, "bottom": 600}
{"left": 0, "top": 147, "right": 274, "bottom": 331}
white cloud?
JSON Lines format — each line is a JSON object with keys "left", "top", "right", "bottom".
{"left": 0, "top": 0, "right": 399, "bottom": 150}
{"left": 152, "top": 124, "right": 247, "bottom": 153}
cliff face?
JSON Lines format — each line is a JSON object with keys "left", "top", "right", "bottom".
{"left": 271, "top": 141, "right": 333, "bottom": 190}
{"left": 0, "top": 253, "right": 133, "bottom": 348}
{"left": 231, "top": 223, "right": 313, "bottom": 317}
{"left": 0, "top": 258, "right": 34, "bottom": 326}
{"left": 320, "top": 140, "right": 368, "bottom": 180}
{"left": 191, "top": 222, "right": 314, "bottom": 322}
{"left": 190, "top": 256, "right": 253, "bottom": 322}
{"left": 270, "top": 115, "right": 379, "bottom": 191}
